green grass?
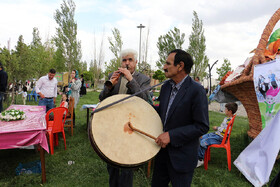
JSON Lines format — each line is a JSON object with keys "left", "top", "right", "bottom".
{"left": 0, "top": 91, "right": 279, "bottom": 186}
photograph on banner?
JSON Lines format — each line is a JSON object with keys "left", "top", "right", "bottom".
{"left": 253, "top": 58, "right": 280, "bottom": 128}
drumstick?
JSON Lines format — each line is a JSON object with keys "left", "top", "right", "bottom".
{"left": 128, "top": 122, "right": 156, "bottom": 140}
{"left": 93, "top": 80, "right": 168, "bottom": 114}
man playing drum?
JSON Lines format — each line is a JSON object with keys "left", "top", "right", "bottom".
{"left": 99, "top": 48, "right": 151, "bottom": 187}
{"left": 152, "top": 49, "right": 209, "bottom": 187}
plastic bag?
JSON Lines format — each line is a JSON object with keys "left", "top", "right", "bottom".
{"left": 15, "top": 160, "right": 41, "bottom": 175}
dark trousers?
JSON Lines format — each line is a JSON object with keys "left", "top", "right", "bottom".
{"left": 152, "top": 149, "right": 194, "bottom": 187}
{"left": 107, "top": 164, "right": 133, "bottom": 187}
{"left": 0, "top": 92, "right": 4, "bottom": 112}
{"left": 270, "top": 169, "right": 280, "bottom": 187}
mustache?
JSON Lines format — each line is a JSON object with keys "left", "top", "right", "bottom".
{"left": 164, "top": 69, "right": 168, "bottom": 72}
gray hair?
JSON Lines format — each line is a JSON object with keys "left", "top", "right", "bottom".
{"left": 120, "top": 49, "right": 138, "bottom": 61}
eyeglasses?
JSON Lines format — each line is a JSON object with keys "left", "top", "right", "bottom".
{"left": 122, "top": 58, "right": 133, "bottom": 62}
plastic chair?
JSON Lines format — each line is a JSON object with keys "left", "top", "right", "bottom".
{"left": 64, "top": 97, "right": 75, "bottom": 136}
{"left": 46, "top": 107, "right": 68, "bottom": 155}
{"left": 204, "top": 115, "right": 236, "bottom": 171}
{"left": 27, "top": 87, "right": 39, "bottom": 101}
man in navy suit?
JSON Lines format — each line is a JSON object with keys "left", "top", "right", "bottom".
{"left": 152, "top": 49, "right": 209, "bottom": 187}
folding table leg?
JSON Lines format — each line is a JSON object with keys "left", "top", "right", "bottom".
{"left": 39, "top": 146, "right": 46, "bottom": 183}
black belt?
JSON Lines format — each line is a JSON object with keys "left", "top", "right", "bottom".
{"left": 45, "top": 97, "right": 53, "bottom": 99}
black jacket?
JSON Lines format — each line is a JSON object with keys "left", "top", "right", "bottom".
{"left": 0, "top": 69, "right": 8, "bottom": 93}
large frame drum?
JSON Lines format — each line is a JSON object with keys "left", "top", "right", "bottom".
{"left": 89, "top": 94, "right": 163, "bottom": 168}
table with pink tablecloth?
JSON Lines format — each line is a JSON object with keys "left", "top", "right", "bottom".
{"left": 0, "top": 105, "right": 49, "bottom": 183}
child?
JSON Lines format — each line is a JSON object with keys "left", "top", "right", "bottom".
{"left": 18, "top": 86, "right": 28, "bottom": 105}
{"left": 196, "top": 102, "right": 238, "bottom": 167}
{"left": 60, "top": 93, "right": 68, "bottom": 108}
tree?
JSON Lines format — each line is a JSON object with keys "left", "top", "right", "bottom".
{"left": 138, "top": 26, "right": 151, "bottom": 74}
{"left": 14, "top": 35, "right": 30, "bottom": 83}
{"left": 216, "top": 58, "right": 232, "bottom": 81}
{"left": 53, "top": 0, "right": 82, "bottom": 74}
{"left": 105, "top": 28, "right": 123, "bottom": 77}
{"left": 82, "top": 71, "right": 92, "bottom": 82}
{"left": 187, "top": 11, "right": 208, "bottom": 80}
{"left": 89, "top": 59, "right": 103, "bottom": 88}
{"left": 91, "top": 30, "right": 105, "bottom": 89}
{"left": 152, "top": 70, "right": 166, "bottom": 82}
{"left": 30, "top": 27, "right": 53, "bottom": 77}
{"left": 156, "top": 27, "right": 185, "bottom": 69}
{"left": 80, "top": 60, "right": 87, "bottom": 74}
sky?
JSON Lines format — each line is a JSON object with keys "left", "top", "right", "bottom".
{"left": 0, "top": 0, "right": 280, "bottom": 78}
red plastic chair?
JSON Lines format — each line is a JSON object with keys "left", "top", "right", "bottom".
{"left": 204, "top": 115, "right": 236, "bottom": 171}
{"left": 45, "top": 107, "right": 68, "bottom": 155}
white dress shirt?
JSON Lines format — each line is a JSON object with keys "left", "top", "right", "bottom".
{"left": 35, "top": 74, "right": 57, "bottom": 98}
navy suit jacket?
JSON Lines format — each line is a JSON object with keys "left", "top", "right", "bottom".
{"left": 156, "top": 76, "right": 209, "bottom": 172}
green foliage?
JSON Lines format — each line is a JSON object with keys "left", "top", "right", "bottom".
{"left": 53, "top": 0, "right": 82, "bottom": 74}
{"left": 187, "top": 11, "right": 208, "bottom": 80}
{"left": 0, "top": 47, "right": 17, "bottom": 83}
{"left": 108, "top": 28, "right": 123, "bottom": 60}
{"left": 89, "top": 60, "right": 103, "bottom": 82}
{"left": 216, "top": 58, "right": 232, "bottom": 81}
{"left": 14, "top": 35, "right": 30, "bottom": 83}
{"left": 138, "top": 61, "right": 152, "bottom": 75}
{"left": 156, "top": 27, "right": 185, "bottom": 69}
{"left": 29, "top": 27, "right": 55, "bottom": 78}
{"left": 80, "top": 61, "right": 87, "bottom": 73}
{"left": 82, "top": 71, "right": 92, "bottom": 82}
{"left": 105, "top": 28, "right": 123, "bottom": 77}
{"left": 152, "top": 70, "right": 166, "bottom": 82}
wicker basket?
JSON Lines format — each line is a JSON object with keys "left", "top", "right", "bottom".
{"left": 221, "top": 8, "right": 280, "bottom": 139}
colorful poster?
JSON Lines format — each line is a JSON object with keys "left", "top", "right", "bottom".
{"left": 55, "top": 73, "right": 63, "bottom": 82}
{"left": 253, "top": 59, "right": 280, "bottom": 128}
{"left": 234, "top": 59, "right": 280, "bottom": 186}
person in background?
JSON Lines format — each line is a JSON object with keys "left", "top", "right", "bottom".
{"left": 80, "top": 74, "right": 87, "bottom": 96}
{"left": 196, "top": 102, "right": 238, "bottom": 167}
{"left": 36, "top": 69, "right": 57, "bottom": 112}
{"left": 68, "top": 70, "right": 81, "bottom": 127}
{"left": 60, "top": 93, "right": 68, "bottom": 108}
{"left": 195, "top": 76, "right": 202, "bottom": 85}
{"left": 152, "top": 49, "right": 209, "bottom": 187}
{"left": 99, "top": 48, "right": 151, "bottom": 187}
{"left": 18, "top": 86, "right": 27, "bottom": 105}
{"left": 0, "top": 61, "right": 8, "bottom": 112}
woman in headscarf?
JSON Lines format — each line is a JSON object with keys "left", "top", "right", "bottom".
{"left": 68, "top": 70, "right": 82, "bottom": 108}
{"left": 68, "top": 70, "right": 82, "bottom": 127}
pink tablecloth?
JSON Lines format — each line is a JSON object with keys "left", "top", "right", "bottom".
{"left": 0, "top": 105, "right": 49, "bottom": 153}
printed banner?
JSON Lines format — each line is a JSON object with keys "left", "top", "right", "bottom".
{"left": 234, "top": 59, "right": 280, "bottom": 186}
{"left": 254, "top": 59, "right": 280, "bottom": 128}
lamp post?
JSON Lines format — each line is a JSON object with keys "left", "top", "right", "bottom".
{"left": 208, "top": 60, "right": 218, "bottom": 95}
{"left": 137, "top": 24, "right": 145, "bottom": 63}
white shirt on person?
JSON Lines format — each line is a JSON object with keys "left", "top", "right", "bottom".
{"left": 35, "top": 74, "right": 58, "bottom": 98}
{"left": 18, "top": 91, "right": 27, "bottom": 98}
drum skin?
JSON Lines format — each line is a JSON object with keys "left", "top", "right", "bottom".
{"left": 88, "top": 94, "right": 163, "bottom": 168}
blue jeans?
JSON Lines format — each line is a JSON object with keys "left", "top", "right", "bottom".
{"left": 0, "top": 92, "right": 4, "bottom": 112}
{"left": 38, "top": 98, "right": 54, "bottom": 112}
{"left": 198, "top": 132, "right": 223, "bottom": 160}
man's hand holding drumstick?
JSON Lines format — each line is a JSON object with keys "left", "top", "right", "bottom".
{"left": 156, "top": 132, "right": 170, "bottom": 148}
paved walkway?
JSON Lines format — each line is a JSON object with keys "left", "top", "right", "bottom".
{"left": 208, "top": 102, "right": 247, "bottom": 117}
